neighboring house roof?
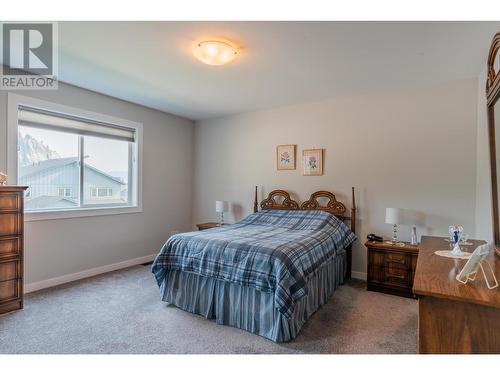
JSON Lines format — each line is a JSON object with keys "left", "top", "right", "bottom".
{"left": 19, "top": 157, "right": 76, "bottom": 178}
{"left": 25, "top": 196, "right": 77, "bottom": 210}
{"left": 19, "top": 157, "right": 125, "bottom": 185}
{"left": 25, "top": 195, "right": 126, "bottom": 210}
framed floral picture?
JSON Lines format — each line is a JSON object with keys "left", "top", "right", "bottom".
{"left": 276, "top": 145, "right": 296, "bottom": 170}
{"left": 302, "top": 149, "right": 323, "bottom": 176}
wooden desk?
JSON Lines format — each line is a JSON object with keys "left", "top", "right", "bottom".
{"left": 413, "top": 236, "right": 500, "bottom": 353}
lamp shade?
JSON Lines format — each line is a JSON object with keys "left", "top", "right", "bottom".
{"left": 215, "top": 200, "right": 229, "bottom": 213}
{"left": 385, "top": 208, "right": 404, "bottom": 225}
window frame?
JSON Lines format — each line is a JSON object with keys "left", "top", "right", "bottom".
{"left": 7, "top": 93, "right": 143, "bottom": 222}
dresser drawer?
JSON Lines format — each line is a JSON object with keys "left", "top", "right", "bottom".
{"left": 0, "top": 213, "right": 21, "bottom": 236}
{"left": 0, "top": 237, "right": 21, "bottom": 259}
{"left": 0, "top": 279, "right": 21, "bottom": 301}
{"left": 0, "top": 260, "right": 21, "bottom": 282}
{"left": 0, "top": 192, "right": 22, "bottom": 212}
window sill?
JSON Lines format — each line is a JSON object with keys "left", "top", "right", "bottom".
{"left": 25, "top": 205, "right": 142, "bottom": 222}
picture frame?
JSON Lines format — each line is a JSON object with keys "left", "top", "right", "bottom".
{"left": 276, "top": 144, "right": 296, "bottom": 170}
{"left": 456, "top": 243, "right": 498, "bottom": 290}
{"left": 302, "top": 148, "right": 323, "bottom": 176}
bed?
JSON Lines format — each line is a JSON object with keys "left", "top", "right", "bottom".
{"left": 152, "top": 187, "right": 357, "bottom": 342}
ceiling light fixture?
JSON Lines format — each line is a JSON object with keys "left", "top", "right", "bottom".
{"left": 193, "top": 40, "right": 238, "bottom": 66}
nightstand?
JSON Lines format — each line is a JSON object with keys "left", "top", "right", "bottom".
{"left": 196, "top": 222, "right": 220, "bottom": 231}
{"left": 365, "top": 240, "right": 419, "bottom": 299}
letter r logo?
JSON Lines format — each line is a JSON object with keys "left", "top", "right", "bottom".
{"left": 2, "top": 23, "right": 53, "bottom": 76}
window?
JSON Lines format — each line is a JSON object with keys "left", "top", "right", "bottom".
{"left": 10, "top": 96, "right": 142, "bottom": 218}
{"left": 90, "top": 187, "right": 113, "bottom": 198}
{"left": 57, "top": 187, "right": 72, "bottom": 197}
{"left": 83, "top": 135, "right": 129, "bottom": 205}
{"left": 18, "top": 126, "right": 80, "bottom": 211}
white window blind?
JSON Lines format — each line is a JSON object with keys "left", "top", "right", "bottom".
{"left": 18, "top": 105, "right": 136, "bottom": 142}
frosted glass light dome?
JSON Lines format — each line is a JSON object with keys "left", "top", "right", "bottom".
{"left": 194, "top": 40, "right": 238, "bottom": 66}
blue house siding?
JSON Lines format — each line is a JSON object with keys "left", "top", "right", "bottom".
{"left": 19, "top": 158, "right": 126, "bottom": 210}
{"left": 19, "top": 163, "right": 79, "bottom": 201}
{"left": 83, "top": 167, "right": 124, "bottom": 202}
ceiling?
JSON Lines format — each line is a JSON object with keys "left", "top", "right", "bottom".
{"left": 49, "top": 22, "right": 500, "bottom": 119}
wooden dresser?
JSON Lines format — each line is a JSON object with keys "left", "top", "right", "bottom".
{"left": 366, "top": 240, "right": 419, "bottom": 298}
{"left": 413, "top": 236, "right": 500, "bottom": 354}
{"left": 0, "top": 186, "right": 28, "bottom": 315}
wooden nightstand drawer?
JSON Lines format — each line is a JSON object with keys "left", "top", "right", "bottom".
{"left": 384, "top": 266, "right": 409, "bottom": 286}
{"left": 386, "top": 252, "right": 406, "bottom": 265}
{"left": 368, "top": 265, "right": 409, "bottom": 285}
{"left": 369, "top": 249, "right": 409, "bottom": 270}
{"left": 365, "top": 240, "right": 419, "bottom": 299}
{"left": 368, "top": 249, "right": 385, "bottom": 267}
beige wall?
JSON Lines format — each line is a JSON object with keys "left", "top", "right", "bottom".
{"left": 0, "top": 77, "right": 483, "bottom": 284}
{"left": 193, "top": 79, "right": 478, "bottom": 277}
{"left": 0, "top": 82, "right": 194, "bottom": 285}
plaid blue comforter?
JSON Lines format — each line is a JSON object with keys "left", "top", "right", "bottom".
{"left": 152, "top": 210, "right": 356, "bottom": 319}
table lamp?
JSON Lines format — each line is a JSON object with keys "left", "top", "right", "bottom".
{"left": 215, "top": 200, "right": 228, "bottom": 226}
{"left": 385, "top": 208, "right": 403, "bottom": 244}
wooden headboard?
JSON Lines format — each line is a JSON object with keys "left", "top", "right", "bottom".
{"left": 253, "top": 186, "right": 356, "bottom": 234}
{"left": 253, "top": 186, "right": 357, "bottom": 278}
{"left": 259, "top": 190, "right": 300, "bottom": 211}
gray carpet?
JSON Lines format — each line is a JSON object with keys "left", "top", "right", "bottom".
{"left": 0, "top": 265, "right": 417, "bottom": 354}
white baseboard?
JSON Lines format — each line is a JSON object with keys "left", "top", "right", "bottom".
{"left": 351, "top": 271, "right": 367, "bottom": 281}
{"left": 24, "top": 253, "right": 156, "bottom": 294}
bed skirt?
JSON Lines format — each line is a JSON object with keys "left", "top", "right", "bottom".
{"left": 159, "top": 251, "right": 346, "bottom": 342}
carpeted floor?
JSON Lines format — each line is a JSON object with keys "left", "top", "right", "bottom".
{"left": 0, "top": 265, "right": 417, "bottom": 354}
